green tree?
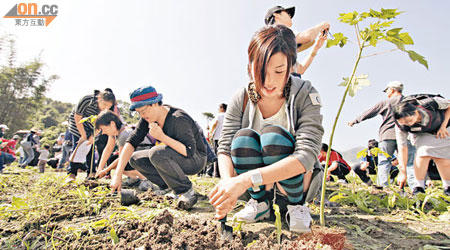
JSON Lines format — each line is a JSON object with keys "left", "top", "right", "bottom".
{"left": 202, "top": 112, "right": 215, "bottom": 130}
{"left": 117, "top": 100, "right": 139, "bottom": 125}
{"left": 0, "top": 36, "right": 59, "bottom": 138}
{"left": 320, "top": 8, "right": 428, "bottom": 225}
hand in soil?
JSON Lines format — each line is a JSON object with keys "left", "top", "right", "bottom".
{"left": 397, "top": 171, "right": 407, "bottom": 188}
{"left": 96, "top": 169, "right": 108, "bottom": 179}
{"left": 110, "top": 172, "right": 123, "bottom": 193}
{"left": 209, "top": 176, "right": 248, "bottom": 219}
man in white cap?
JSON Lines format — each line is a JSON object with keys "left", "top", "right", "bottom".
{"left": 0, "top": 124, "right": 9, "bottom": 139}
{"left": 348, "top": 81, "right": 416, "bottom": 188}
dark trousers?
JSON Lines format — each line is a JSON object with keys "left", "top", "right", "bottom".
{"left": 68, "top": 162, "right": 87, "bottom": 175}
{"left": 96, "top": 134, "right": 108, "bottom": 169}
{"left": 231, "top": 126, "right": 304, "bottom": 205}
{"left": 67, "top": 134, "right": 94, "bottom": 176}
{"left": 206, "top": 140, "right": 220, "bottom": 177}
{"left": 329, "top": 162, "right": 350, "bottom": 180}
{"left": 129, "top": 145, "right": 206, "bottom": 194}
{"left": 352, "top": 163, "right": 399, "bottom": 183}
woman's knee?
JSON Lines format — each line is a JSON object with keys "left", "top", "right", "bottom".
{"left": 231, "top": 128, "right": 261, "bottom": 155}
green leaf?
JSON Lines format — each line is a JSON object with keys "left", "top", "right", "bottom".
{"left": 339, "top": 74, "right": 371, "bottom": 97}
{"left": 388, "top": 194, "right": 397, "bottom": 208}
{"left": 356, "top": 148, "right": 368, "bottom": 159}
{"left": 91, "top": 219, "right": 109, "bottom": 229}
{"left": 406, "top": 50, "right": 429, "bottom": 69}
{"left": 109, "top": 227, "right": 119, "bottom": 245}
{"left": 380, "top": 21, "right": 394, "bottom": 28}
{"left": 329, "top": 193, "right": 347, "bottom": 202}
{"left": 12, "top": 196, "right": 28, "bottom": 209}
{"left": 370, "top": 147, "right": 390, "bottom": 158}
{"left": 380, "top": 8, "right": 403, "bottom": 20}
{"left": 233, "top": 221, "right": 243, "bottom": 232}
{"left": 338, "top": 11, "right": 359, "bottom": 25}
{"left": 326, "top": 32, "right": 348, "bottom": 48}
{"left": 79, "top": 115, "right": 98, "bottom": 124}
{"left": 387, "top": 28, "right": 402, "bottom": 37}
{"left": 385, "top": 36, "right": 406, "bottom": 51}
{"left": 369, "top": 9, "right": 381, "bottom": 18}
{"left": 399, "top": 33, "right": 414, "bottom": 45}
{"left": 273, "top": 203, "right": 282, "bottom": 245}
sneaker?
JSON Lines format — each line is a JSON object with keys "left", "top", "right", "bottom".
{"left": 443, "top": 186, "right": 450, "bottom": 197}
{"left": 234, "top": 199, "right": 270, "bottom": 223}
{"left": 137, "top": 180, "right": 152, "bottom": 191}
{"left": 177, "top": 187, "right": 198, "bottom": 210}
{"left": 286, "top": 205, "right": 312, "bottom": 233}
{"left": 123, "top": 177, "right": 141, "bottom": 187}
{"left": 412, "top": 186, "right": 425, "bottom": 196}
{"left": 337, "top": 179, "right": 348, "bottom": 184}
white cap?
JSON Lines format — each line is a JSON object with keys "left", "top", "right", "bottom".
{"left": 0, "top": 124, "right": 9, "bottom": 130}
{"left": 383, "top": 81, "right": 404, "bottom": 92}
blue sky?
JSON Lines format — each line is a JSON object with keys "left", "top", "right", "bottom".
{"left": 0, "top": 0, "right": 448, "bottom": 151}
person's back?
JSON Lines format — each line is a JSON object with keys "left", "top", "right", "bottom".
{"left": 348, "top": 81, "right": 416, "bottom": 188}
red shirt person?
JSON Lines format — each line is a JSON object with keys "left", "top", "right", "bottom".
{"left": 318, "top": 143, "right": 351, "bottom": 183}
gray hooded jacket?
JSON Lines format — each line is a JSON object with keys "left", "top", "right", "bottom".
{"left": 217, "top": 75, "right": 324, "bottom": 172}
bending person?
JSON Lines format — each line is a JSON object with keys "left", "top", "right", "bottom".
{"left": 110, "top": 86, "right": 207, "bottom": 210}
{"left": 394, "top": 95, "right": 450, "bottom": 196}
{"left": 67, "top": 89, "right": 116, "bottom": 179}
{"left": 209, "top": 25, "right": 324, "bottom": 233}
{"left": 95, "top": 110, "right": 148, "bottom": 189}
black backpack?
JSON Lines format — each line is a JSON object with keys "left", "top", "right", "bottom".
{"left": 400, "top": 94, "right": 445, "bottom": 110}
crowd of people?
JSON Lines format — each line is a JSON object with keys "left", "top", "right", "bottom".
{"left": 0, "top": 5, "right": 448, "bottom": 236}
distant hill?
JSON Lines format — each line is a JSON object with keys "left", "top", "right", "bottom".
{"left": 340, "top": 146, "right": 366, "bottom": 165}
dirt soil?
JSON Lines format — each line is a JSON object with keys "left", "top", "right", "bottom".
{"left": 1, "top": 167, "right": 449, "bottom": 249}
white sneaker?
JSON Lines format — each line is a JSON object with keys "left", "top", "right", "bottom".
{"left": 234, "top": 199, "right": 270, "bottom": 223}
{"left": 286, "top": 205, "right": 312, "bottom": 233}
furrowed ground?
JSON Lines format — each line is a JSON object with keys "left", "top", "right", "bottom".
{"left": 0, "top": 164, "right": 449, "bottom": 250}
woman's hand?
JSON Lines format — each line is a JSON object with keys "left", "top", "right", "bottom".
{"left": 96, "top": 169, "right": 108, "bottom": 179}
{"left": 436, "top": 126, "right": 449, "bottom": 139}
{"left": 209, "top": 176, "right": 249, "bottom": 219}
{"left": 314, "top": 31, "right": 328, "bottom": 51}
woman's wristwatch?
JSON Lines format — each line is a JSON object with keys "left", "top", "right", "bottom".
{"left": 249, "top": 170, "right": 263, "bottom": 192}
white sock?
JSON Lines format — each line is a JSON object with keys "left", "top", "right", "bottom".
{"left": 442, "top": 180, "right": 450, "bottom": 189}
{"left": 415, "top": 179, "right": 425, "bottom": 189}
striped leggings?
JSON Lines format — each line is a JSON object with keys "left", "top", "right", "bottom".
{"left": 231, "top": 125, "right": 304, "bottom": 205}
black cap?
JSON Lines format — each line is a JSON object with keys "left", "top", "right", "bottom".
{"left": 265, "top": 6, "right": 295, "bottom": 25}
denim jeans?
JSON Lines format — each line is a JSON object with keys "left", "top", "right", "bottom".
{"left": 0, "top": 152, "right": 16, "bottom": 171}
{"left": 377, "top": 139, "right": 416, "bottom": 187}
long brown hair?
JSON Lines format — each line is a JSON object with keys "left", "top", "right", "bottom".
{"left": 247, "top": 25, "right": 297, "bottom": 94}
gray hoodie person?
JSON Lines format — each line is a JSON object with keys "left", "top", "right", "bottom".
{"left": 218, "top": 75, "right": 324, "bottom": 172}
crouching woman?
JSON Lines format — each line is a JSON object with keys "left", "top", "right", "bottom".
{"left": 209, "top": 25, "right": 324, "bottom": 233}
